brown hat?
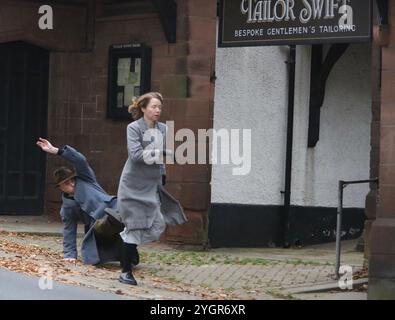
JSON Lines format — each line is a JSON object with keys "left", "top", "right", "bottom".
{"left": 53, "top": 167, "right": 77, "bottom": 187}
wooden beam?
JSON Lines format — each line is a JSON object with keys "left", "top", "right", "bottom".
{"left": 151, "top": 0, "right": 177, "bottom": 43}
{"left": 376, "top": 0, "right": 389, "bottom": 26}
{"left": 307, "top": 43, "right": 350, "bottom": 148}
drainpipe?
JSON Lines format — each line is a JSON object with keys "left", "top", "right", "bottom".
{"left": 282, "top": 45, "right": 296, "bottom": 248}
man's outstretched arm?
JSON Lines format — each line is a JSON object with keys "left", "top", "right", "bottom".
{"left": 36, "top": 137, "right": 97, "bottom": 183}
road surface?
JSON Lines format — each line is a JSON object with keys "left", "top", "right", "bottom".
{"left": 0, "top": 268, "right": 128, "bottom": 300}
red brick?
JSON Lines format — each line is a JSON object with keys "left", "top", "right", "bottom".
{"left": 175, "top": 57, "right": 188, "bottom": 74}
{"left": 165, "top": 211, "right": 206, "bottom": 245}
{"left": 377, "top": 185, "right": 395, "bottom": 218}
{"left": 151, "top": 80, "right": 161, "bottom": 92}
{"left": 163, "top": 182, "right": 182, "bottom": 200}
{"left": 187, "top": 0, "right": 217, "bottom": 18}
{"left": 88, "top": 134, "right": 109, "bottom": 152}
{"left": 52, "top": 101, "right": 70, "bottom": 119}
{"left": 387, "top": 24, "right": 395, "bottom": 47}
{"left": 67, "top": 118, "right": 83, "bottom": 135}
{"left": 176, "top": 15, "right": 189, "bottom": 42}
{"left": 165, "top": 164, "right": 183, "bottom": 182}
{"left": 185, "top": 99, "right": 213, "bottom": 118}
{"left": 71, "top": 79, "right": 91, "bottom": 102}
{"left": 90, "top": 77, "right": 107, "bottom": 94}
{"left": 153, "top": 43, "right": 176, "bottom": 58}
{"left": 381, "top": 71, "right": 395, "bottom": 104}
{"left": 48, "top": 117, "right": 67, "bottom": 134}
{"left": 179, "top": 183, "right": 210, "bottom": 211}
{"left": 82, "top": 119, "right": 105, "bottom": 135}
{"left": 370, "top": 220, "right": 395, "bottom": 255}
{"left": 1, "top": 1, "right": 214, "bottom": 247}
{"left": 153, "top": 57, "right": 178, "bottom": 75}
{"left": 188, "top": 75, "right": 214, "bottom": 98}
{"left": 52, "top": 77, "right": 71, "bottom": 101}
{"left": 380, "top": 126, "right": 395, "bottom": 164}
{"left": 44, "top": 201, "right": 62, "bottom": 221}
{"left": 161, "top": 99, "right": 187, "bottom": 124}
{"left": 380, "top": 165, "right": 395, "bottom": 185}
{"left": 369, "top": 253, "right": 395, "bottom": 278}
{"left": 69, "top": 101, "right": 83, "bottom": 118}
{"left": 182, "top": 164, "right": 211, "bottom": 183}
{"left": 187, "top": 40, "right": 216, "bottom": 58}
{"left": 187, "top": 56, "right": 213, "bottom": 76}
{"left": 381, "top": 103, "right": 395, "bottom": 125}
{"left": 183, "top": 116, "right": 213, "bottom": 136}
{"left": 188, "top": 16, "right": 216, "bottom": 43}
{"left": 382, "top": 48, "right": 395, "bottom": 71}
{"left": 82, "top": 103, "right": 98, "bottom": 118}
{"left": 70, "top": 134, "right": 90, "bottom": 152}
{"left": 160, "top": 75, "right": 188, "bottom": 98}
{"left": 175, "top": 42, "right": 189, "bottom": 57}
{"left": 44, "top": 181, "right": 61, "bottom": 202}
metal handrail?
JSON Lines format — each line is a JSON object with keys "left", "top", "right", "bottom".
{"left": 334, "top": 178, "right": 379, "bottom": 279}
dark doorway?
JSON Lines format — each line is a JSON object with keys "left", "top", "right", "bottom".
{"left": 0, "top": 42, "right": 49, "bottom": 215}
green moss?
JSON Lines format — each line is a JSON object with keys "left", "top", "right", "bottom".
{"left": 140, "top": 250, "right": 276, "bottom": 266}
{"left": 284, "top": 259, "right": 328, "bottom": 266}
{"left": 266, "top": 290, "right": 298, "bottom": 300}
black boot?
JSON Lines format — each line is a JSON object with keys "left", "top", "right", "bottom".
{"left": 131, "top": 246, "right": 140, "bottom": 266}
{"left": 120, "top": 243, "right": 138, "bottom": 286}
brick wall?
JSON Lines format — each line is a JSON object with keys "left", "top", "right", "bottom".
{"left": 0, "top": 0, "right": 86, "bottom": 51}
{"left": 0, "top": 0, "right": 217, "bottom": 245}
{"left": 161, "top": 0, "right": 216, "bottom": 245}
{"left": 364, "top": 24, "right": 381, "bottom": 263}
{"left": 368, "top": 0, "right": 395, "bottom": 299}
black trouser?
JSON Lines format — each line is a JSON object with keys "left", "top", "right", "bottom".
{"left": 121, "top": 243, "right": 139, "bottom": 273}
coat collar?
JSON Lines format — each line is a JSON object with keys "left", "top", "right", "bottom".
{"left": 137, "top": 117, "right": 164, "bottom": 133}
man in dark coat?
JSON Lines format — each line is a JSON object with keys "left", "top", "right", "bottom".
{"left": 36, "top": 138, "right": 134, "bottom": 266}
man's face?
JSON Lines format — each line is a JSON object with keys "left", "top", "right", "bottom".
{"left": 59, "top": 179, "right": 75, "bottom": 195}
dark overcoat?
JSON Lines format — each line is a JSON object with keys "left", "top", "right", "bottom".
{"left": 59, "top": 145, "right": 123, "bottom": 265}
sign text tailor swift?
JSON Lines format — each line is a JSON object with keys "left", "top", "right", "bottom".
{"left": 218, "top": 0, "right": 372, "bottom": 47}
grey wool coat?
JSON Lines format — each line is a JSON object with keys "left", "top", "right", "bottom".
{"left": 117, "top": 117, "right": 187, "bottom": 231}
{"left": 59, "top": 145, "right": 123, "bottom": 265}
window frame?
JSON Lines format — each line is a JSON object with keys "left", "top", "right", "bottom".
{"left": 107, "top": 43, "right": 152, "bottom": 119}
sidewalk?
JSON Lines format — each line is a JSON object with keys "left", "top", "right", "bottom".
{"left": 0, "top": 216, "right": 367, "bottom": 300}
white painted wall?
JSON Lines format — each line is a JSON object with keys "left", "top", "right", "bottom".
{"left": 212, "top": 45, "right": 289, "bottom": 205}
{"left": 212, "top": 43, "right": 372, "bottom": 208}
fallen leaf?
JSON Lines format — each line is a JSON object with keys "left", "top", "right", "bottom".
{"left": 115, "top": 290, "right": 125, "bottom": 295}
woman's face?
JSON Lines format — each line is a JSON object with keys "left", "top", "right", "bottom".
{"left": 142, "top": 98, "right": 162, "bottom": 122}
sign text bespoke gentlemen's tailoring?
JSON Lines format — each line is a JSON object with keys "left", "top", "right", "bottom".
{"left": 218, "top": 0, "right": 371, "bottom": 47}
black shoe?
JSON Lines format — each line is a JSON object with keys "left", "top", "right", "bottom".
{"left": 119, "top": 271, "right": 137, "bottom": 286}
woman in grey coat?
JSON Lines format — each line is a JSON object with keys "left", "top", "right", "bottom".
{"left": 115, "top": 92, "right": 187, "bottom": 285}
